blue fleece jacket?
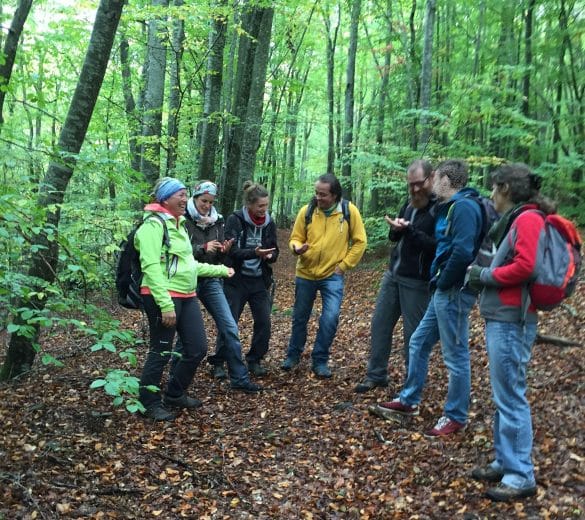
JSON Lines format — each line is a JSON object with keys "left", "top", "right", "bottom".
{"left": 431, "top": 187, "right": 483, "bottom": 290}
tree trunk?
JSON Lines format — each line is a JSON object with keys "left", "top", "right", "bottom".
{"left": 198, "top": 0, "right": 228, "bottom": 183}
{"left": 119, "top": 33, "right": 141, "bottom": 173}
{"left": 323, "top": 2, "right": 340, "bottom": 175}
{"left": 370, "top": 0, "right": 392, "bottom": 213}
{"left": 419, "top": 0, "right": 436, "bottom": 150}
{"left": 223, "top": 5, "right": 265, "bottom": 214}
{"left": 340, "top": 0, "right": 361, "bottom": 201}
{"left": 0, "top": 0, "right": 124, "bottom": 381}
{"left": 166, "top": 0, "right": 185, "bottom": 174}
{"left": 140, "top": 0, "right": 169, "bottom": 185}
{"left": 0, "top": 0, "right": 33, "bottom": 126}
{"left": 238, "top": 8, "right": 274, "bottom": 186}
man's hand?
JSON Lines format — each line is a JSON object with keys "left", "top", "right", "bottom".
{"left": 385, "top": 215, "right": 410, "bottom": 230}
{"left": 161, "top": 310, "right": 176, "bottom": 328}
{"left": 226, "top": 267, "right": 235, "bottom": 277}
{"left": 293, "top": 243, "right": 309, "bottom": 255}
{"left": 334, "top": 265, "right": 344, "bottom": 275}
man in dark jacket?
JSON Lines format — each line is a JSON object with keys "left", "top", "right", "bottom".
{"left": 355, "top": 160, "right": 437, "bottom": 393}
{"left": 371, "top": 159, "right": 484, "bottom": 437}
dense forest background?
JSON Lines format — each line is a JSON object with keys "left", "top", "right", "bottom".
{"left": 0, "top": 0, "right": 583, "bottom": 383}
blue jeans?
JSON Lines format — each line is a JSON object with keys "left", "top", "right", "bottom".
{"left": 399, "top": 287, "right": 476, "bottom": 424}
{"left": 366, "top": 271, "right": 431, "bottom": 382}
{"left": 287, "top": 273, "right": 344, "bottom": 365}
{"left": 197, "top": 277, "right": 249, "bottom": 385}
{"left": 485, "top": 319, "right": 537, "bottom": 489}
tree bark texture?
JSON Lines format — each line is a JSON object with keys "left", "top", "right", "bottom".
{"left": 418, "top": 0, "right": 436, "bottom": 150}
{"left": 340, "top": 0, "right": 361, "bottom": 201}
{"left": 119, "top": 33, "right": 142, "bottom": 173}
{"left": 140, "top": 0, "right": 170, "bottom": 185}
{"left": 1, "top": 0, "right": 124, "bottom": 381}
{"left": 323, "top": 3, "right": 340, "bottom": 175}
{"left": 198, "top": 0, "right": 228, "bottom": 183}
{"left": 222, "top": 5, "right": 267, "bottom": 214}
{"left": 166, "top": 0, "right": 185, "bottom": 174}
{"left": 237, "top": 8, "right": 274, "bottom": 188}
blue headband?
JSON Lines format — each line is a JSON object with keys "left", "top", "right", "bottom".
{"left": 193, "top": 181, "right": 218, "bottom": 198}
{"left": 155, "top": 178, "right": 186, "bottom": 202}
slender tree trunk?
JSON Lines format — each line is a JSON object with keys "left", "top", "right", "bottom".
{"left": 419, "top": 0, "right": 436, "bottom": 150}
{"left": 0, "top": 0, "right": 124, "bottom": 381}
{"left": 140, "top": 0, "right": 169, "bottom": 184}
{"left": 119, "top": 33, "right": 141, "bottom": 173}
{"left": 166, "top": 0, "right": 184, "bottom": 174}
{"left": 198, "top": 0, "right": 228, "bottom": 183}
{"left": 408, "top": 0, "right": 418, "bottom": 150}
{"left": 340, "top": 0, "right": 361, "bottom": 201}
{"left": 323, "top": 2, "right": 340, "bottom": 175}
{"left": 370, "top": 0, "right": 392, "bottom": 213}
{"left": 0, "top": 0, "right": 33, "bottom": 126}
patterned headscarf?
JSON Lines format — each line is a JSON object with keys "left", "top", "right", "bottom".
{"left": 193, "top": 181, "right": 218, "bottom": 198}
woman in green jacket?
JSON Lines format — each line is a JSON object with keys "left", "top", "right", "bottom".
{"left": 134, "top": 177, "right": 233, "bottom": 421}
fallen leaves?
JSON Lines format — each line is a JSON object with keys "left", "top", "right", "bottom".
{"left": 0, "top": 229, "right": 583, "bottom": 518}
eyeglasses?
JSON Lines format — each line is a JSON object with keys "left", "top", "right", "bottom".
{"left": 408, "top": 175, "right": 430, "bottom": 190}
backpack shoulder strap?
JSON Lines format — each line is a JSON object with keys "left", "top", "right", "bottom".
{"left": 341, "top": 199, "right": 350, "bottom": 224}
{"left": 304, "top": 198, "right": 317, "bottom": 227}
{"left": 233, "top": 211, "right": 248, "bottom": 249}
{"left": 145, "top": 213, "right": 171, "bottom": 249}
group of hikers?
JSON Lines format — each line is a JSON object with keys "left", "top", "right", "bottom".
{"left": 133, "top": 160, "right": 559, "bottom": 502}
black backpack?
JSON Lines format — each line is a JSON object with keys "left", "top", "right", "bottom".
{"left": 115, "top": 214, "right": 170, "bottom": 310}
{"left": 446, "top": 194, "right": 500, "bottom": 268}
{"left": 305, "top": 198, "right": 350, "bottom": 228}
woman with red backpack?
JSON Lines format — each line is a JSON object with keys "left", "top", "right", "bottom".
{"left": 466, "top": 163, "right": 556, "bottom": 501}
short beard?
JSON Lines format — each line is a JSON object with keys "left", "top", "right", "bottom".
{"left": 411, "top": 193, "right": 430, "bottom": 209}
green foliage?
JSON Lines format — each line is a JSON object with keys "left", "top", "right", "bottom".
{"left": 90, "top": 369, "right": 145, "bottom": 413}
{"left": 363, "top": 216, "right": 390, "bottom": 251}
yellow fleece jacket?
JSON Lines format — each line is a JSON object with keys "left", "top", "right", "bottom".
{"left": 289, "top": 200, "right": 367, "bottom": 280}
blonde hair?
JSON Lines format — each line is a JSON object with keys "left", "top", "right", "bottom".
{"left": 242, "top": 180, "right": 269, "bottom": 206}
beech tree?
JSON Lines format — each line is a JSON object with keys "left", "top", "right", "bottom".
{"left": 0, "top": 0, "right": 33, "bottom": 126}
{"left": 1, "top": 0, "right": 125, "bottom": 380}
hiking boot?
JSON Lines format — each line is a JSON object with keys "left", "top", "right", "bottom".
{"left": 312, "top": 364, "right": 332, "bottom": 378}
{"left": 281, "top": 356, "right": 300, "bottom": 371}
{"left": 230, "top": 381, "right": 264, "bottom": 393}
{"left": 248, "top": 362, "right": 268, "bottom": 377}
{"left": 210, "top": 363, "right": 227, "bottom": 380}
{"left": 485, "top": 483, "right": 536, "bottom": 502}
{"left": 371, "top": 398, "right": 419, "bottom": 419}
{"left": 163, "top": 394, "right": 202, "bottom": 409}
{"left": 471, "top": 465, "right": 504, "bottom": 483}
{"left": 142, "top": 404, "right": 177, "bottom": 422}
{"left": 424, "top": 416, "right": 466, "bottom": 437}
{"left": 354, "top": 378, "right": 389, "bottom": 393}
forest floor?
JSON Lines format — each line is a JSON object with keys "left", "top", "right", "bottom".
{"left": 1, "top": 228, "right": 584, "bottom": 519}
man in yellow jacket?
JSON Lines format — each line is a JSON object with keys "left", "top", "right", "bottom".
{"left": 281, "top": 174, "right": 367, "bottom": 378}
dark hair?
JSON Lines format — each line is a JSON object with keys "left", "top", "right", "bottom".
{"left": 435, "top": 159, "right": 469, "bottom": 189}
{"left": 316, "top": 173, "right": 342, "bottom": 202}
{"left": 491, "top": 163, "right": 556, "bottom": 215}
{"left": 407, "top": 159, "right": 433, "bottom": 178}
{"left": 242, "top": 180, "right": 269, "bottom": 206}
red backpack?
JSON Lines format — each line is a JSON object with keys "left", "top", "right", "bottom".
{"left": 528, "top": 212, "right": 582, "bottom": 310}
